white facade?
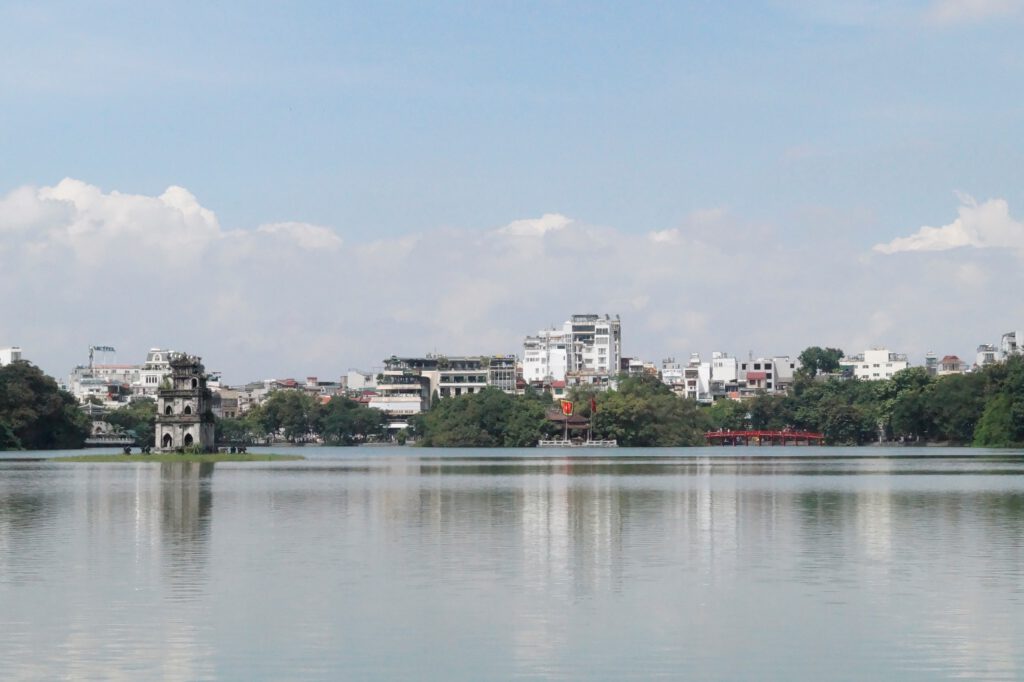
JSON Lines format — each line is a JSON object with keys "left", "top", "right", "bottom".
{"left": 1000, "top": 331, "right": 1022, "bottom": 357}
{"left": 523, "top": 328, "right": 569, "bottom": 382}
{"left": 711, "top": 352, "right": 738, "bottom": 384}
{"left": 134, "top": 348, "right": 173, "bottom": 396}
{"left": 975, "top": 344, "right": 1003, "bottom": 368}
{"left": 523, "top": 314, "right": 621, "bottom": 382}
{"left": 346, "top": 369, "right": 377, "bottom": 391}
{"left": 0, "top": 346, "right": 22, "bottom": 366}
{"left": 840, "top": 348, "right": 909, "bottom": 380}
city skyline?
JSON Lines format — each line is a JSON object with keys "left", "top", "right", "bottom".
{"left": 2, "top": 2, "right": 1023, "bottom": 382}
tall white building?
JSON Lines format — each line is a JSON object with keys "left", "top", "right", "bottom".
{"left": 1000, "top": 330, "right": 1023, "bottom": 357}
{"left": 0, "top": 347, "right": 22, "bottom": 367}
{"left": 523, "top": 314, "right": 621, "bottom": 382}
{"left": 840, "top": 348, "right": 909, "bottom": 381}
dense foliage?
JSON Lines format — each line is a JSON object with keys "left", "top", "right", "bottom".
{"left": 590, "top": 375, "right": 708, "bottom": 446}
{"left": 414, "top": 387, "right": 556, "bottom": 447}
{"left": 0, "top": 361, "right": 90, "bottom": 450}
{"left": 217, "top": 391, "right": 386, "bottom": 445}
{"left": 414, "top": 377, "right": 709, "bottom": 447}
{"left": 105, "top": 398, "right": 157, "bottom": 446}
{"left": 706, "top": 353, "right": 1024, "bottom": 446}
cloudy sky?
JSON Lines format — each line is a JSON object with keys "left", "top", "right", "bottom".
{"left": 2, "top": 1, "right": 1023, "bottom": 382}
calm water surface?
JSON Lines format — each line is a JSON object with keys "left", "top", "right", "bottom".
{"left": 2, "top": 447, "right": 1023, "bottom": 680}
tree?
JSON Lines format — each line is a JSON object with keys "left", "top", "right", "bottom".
{"left": 417, "top": 388, "right": 553, "bottom": 447}
{"left": 260, "top": 390, "right": 321, "bottom": 442}
{"left": 318, "top": 397, "right": 387, "bottom": 445}
{"left": 706, "top": 399, "right": 749, "bottom": 431}
{"left": 106, "top": 398, "right": 157, "bottom": 446}
{"left": 592, "top": 375, "right": 708, "bottom": 446}
{"left": 797, "top": 346, "right": 845, "bottom": 377}
{"left": 0, "top": 361, "right": 90, "bottom": 450}
{"left": 924, "top": 373, "right": 985, "bottom": 444}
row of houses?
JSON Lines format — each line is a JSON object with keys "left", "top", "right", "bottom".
{"left": 7, "top": 321, "right": 1024, "bottom": 427}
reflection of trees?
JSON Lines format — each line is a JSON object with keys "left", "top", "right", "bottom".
{"left": 0, "top": 484, "right": 64, "bottom": 583}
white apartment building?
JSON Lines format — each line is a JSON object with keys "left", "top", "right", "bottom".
{"left": 975, "top": 344, "right": 1003, "bottom": 368}
{"left": 0, "top": 346, "right": 22, "bottom": 366}
{"left": 523, "top": 314, "right": 621, "bottom": 382}
{"left": 1000, "top": 330, "right": 1022, "bottom": 357}
{"left": 523, "top": 328, "right": 569, "bottom": 383}
{"left": 662, "top": 352, "right": 736, "bottom": 402}
{"left": 840, "top": 348, "right": 909, "bottom": 380}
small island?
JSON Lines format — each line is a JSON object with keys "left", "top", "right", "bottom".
{"left": 52, "top": 452, "right": 303, "bottom": 463}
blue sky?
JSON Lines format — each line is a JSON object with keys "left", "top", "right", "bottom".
{"left": 2, "top": 1, "right": 1023, "bottom": 380}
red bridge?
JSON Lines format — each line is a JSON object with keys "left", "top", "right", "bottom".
{"left": 705, "top": 430, "right": 825, "bottom": 446}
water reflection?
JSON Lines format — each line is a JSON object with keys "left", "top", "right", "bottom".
{"left": 1, "top": 453, "right": 1023, "bottom": 680}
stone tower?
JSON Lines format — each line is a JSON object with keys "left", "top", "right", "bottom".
{"left": 155, "top": 353, "right": 215, "bottom": 452}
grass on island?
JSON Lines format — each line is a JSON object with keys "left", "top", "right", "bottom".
{"left": 51, "top": 453, "right": 304, "bottom": 463}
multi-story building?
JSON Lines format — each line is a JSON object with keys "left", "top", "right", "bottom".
{"left": 1000, "top": 331, "right": 1022, "bottom": 357}
{"left": 523, "top": 328, "right": 569, "bottom": 383}
{"left": 523, "top": 314, "right": 621, "bottom": 383}
{"left": 369, "top": 355, "right": 517, "bottom": 425}
{"left": 975, "top": 344, "right": 1003, "bottom": 368}
{"left": 737, "top": 356, "right": 798, "bottom": 394}
{"left": 840, "top": 348, "right": 909, "bottom": 381}
{"left": 937, "top": 355, "right": 966, "bottom": 375}
{"left": 0, "top": 347, "right": 22, "bottom": 366}
{"left": 135, "top": 348, "right": 173, "bottom": 396}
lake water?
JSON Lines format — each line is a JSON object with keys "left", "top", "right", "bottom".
{"left": 2, "top": 446, "right": 1023, "bottom": 680}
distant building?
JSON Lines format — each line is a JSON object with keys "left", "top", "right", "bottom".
{"left": 135, "top": 348, "right": 173, "bottom": 396}
{"left": 523, "top": 314, "right": 621, "bottom": 383}
{"left": 938, "top": 355, "right": 966, "bottom": 376}
{"left": 738, "top": 356, "right": 798, "bottom": 394}
{"left": 840, "top": 348, "right": 909, "bottom": 381}
{"left": 155, "top": 353, "right": 215, "bottom": 451}
{"left": 924, "top": 352, "right": 939, "bottom": 376}
{"left": 975, "top": 344, "right": 1003, "bottom": 368}
{"left": 369, "top": 354, "right": 518, "bottom": 428}
{"left": 0, "top": 346, "right": 22, "bottom": 366}
{"left": 1000, "top": 330, "right": 1022, "bottom": 357}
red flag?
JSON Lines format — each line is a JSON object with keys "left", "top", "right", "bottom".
{"left": 590, "top": 397, "right": 597, "bottom": 414}
{"left": 560, "top": 399, "right": 573, "bottom": 416}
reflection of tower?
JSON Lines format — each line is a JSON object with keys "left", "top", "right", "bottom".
{"left": 155, "top": 354, "right": 215, "bottom": 451}
{"left": 159, "top": 462, "right": 214, "bottom": 597}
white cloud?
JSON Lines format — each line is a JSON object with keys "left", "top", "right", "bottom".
{"left": 873, "top": 195, "right": 1024, "bottom": 254}
{"left": 256, "top": 221, "right": 343, "bottom": 251}
{"left": 926, "top": 0, "right": 1021, "bottom": 24}
{"left": 497, "top": 213, "right": 572, "bottom": 236}
{"left": 3, "top": 179, "right": 1024, "bottom": 382}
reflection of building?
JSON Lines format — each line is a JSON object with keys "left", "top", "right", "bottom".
{"left": 155, "top": 354, "right": 215, "bottom": 451}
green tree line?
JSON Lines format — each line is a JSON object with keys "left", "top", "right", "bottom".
{"left": 413, "top": 350, "right": 1024, "bottom": 448}
{"left": 0, "top": 361, "right": 90, "bottom": 450}
{"left": 217, "top": 390, "right": 387, "bottom": 445}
